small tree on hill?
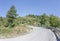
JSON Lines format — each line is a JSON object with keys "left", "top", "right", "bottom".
{"left": 6, "top": 5, "right": 17, "bottom": 27}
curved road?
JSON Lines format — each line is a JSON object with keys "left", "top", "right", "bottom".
{"left": 0, "top": 26, "right": 57, "bottom": 41}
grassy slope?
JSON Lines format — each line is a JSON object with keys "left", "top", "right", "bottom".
{"left": 0, "top": 25, "right": 32, "bottom": 39}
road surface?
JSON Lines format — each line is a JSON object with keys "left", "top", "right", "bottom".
{"left": 0, "top": 26, "right": 57, "bottom": 41}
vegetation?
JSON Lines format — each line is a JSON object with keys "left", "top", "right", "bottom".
{"left": 25, "top": 14, "right": 60, "bottom": 28}
{"left": 0, "top": 5, "right": 33, "bottom": 38}
{"left": 6, "top": 5, "right": 18, "bottom": 27}
{"left": 0, "top": 5, "right": 60, "bottom": 28}
{"left": 0, "top": 5, "right": 60, "bottom": 38}
{"left": 0, "top": 26, "right": 31, "bottom": 38}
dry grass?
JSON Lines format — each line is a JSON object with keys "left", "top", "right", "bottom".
{"left": 0, "top": 26, "right": 32, "bottom": 39}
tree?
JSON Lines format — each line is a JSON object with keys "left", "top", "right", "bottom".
{"left": 0, "top": 17, "right": 3, "bottom": 27}
{"left": 40, "top": 13, "right": 50, "bottom": 27}
{"left": 57, "top": 18, "right": 60, "bottom": 28}
{"left": 26, "top": 14, "right": 35, "bottom": 18}
{"left": 49, "top": 14, "right": 59, "bottom": 28}
{"left": 6, "top": 5, "right": 18, "bottom": 27}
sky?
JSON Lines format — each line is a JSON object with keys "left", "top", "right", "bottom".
{"left": 0, "top": 0, "right": 60, "bottom": 17}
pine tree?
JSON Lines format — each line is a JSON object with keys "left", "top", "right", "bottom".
{"left": 6, "top": 5, "right": 17, "bottom": 27}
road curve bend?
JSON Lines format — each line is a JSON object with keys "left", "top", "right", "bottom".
{"left": 0, "top": 26, "right": 57, "bottom": 41}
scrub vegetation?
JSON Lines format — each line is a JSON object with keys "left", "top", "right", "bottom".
{"left": 0, "top": 5, "right": 60, "bottom": 38}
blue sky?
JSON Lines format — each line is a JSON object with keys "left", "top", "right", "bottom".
{"left": 0, "top": 0, "right": 60, "bottom": 17}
